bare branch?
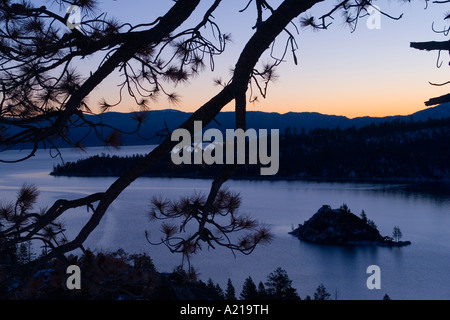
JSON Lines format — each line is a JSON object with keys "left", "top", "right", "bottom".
{"left": 410, "top": 40, "right": 450, "bottom": 51}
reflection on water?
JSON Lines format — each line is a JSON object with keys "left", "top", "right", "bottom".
{"left": 0, "top": 146, "right": 449, "bottom": 300}
{"left": 396, "top": 182, "right": 450, "bottom": 203}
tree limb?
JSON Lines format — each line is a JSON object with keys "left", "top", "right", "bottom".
{"left": 410, "top": 40, "right": 450, "bottom": 51}
{"left": 425, "top": 93, "right": 450, "bottom": 106}
{"left": 28, "top": 0, "right": 324, "bottom": 269}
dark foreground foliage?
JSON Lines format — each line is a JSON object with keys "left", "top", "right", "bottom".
{"left": 1, "top": 247, "right": 369, "bottom": 300}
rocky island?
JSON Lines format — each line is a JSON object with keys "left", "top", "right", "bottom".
{"left": 289, "top": 205, "right": 411, "bottom": 247}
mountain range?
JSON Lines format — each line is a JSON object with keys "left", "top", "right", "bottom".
{"left": 5, "top": 102, "right": 450, "bottom": 148}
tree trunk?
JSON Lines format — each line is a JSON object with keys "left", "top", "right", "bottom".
{"left": 31, "top": 0, "right": 324, "bottom": 267}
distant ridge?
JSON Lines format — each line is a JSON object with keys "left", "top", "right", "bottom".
{"left": 51, "top": 115, "right": 450, "bottom": 182}
{"left": 77, "top": 102, "right": 449, "bottom": 147}
{"left": 4, "top": 103, "right": 450, "bottom": 148}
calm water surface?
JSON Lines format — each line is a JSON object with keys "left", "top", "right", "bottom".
{"left": 1, "top": 146, "right": 449, "bottom": 300}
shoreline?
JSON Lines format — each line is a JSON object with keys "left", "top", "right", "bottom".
{"left": 49, "top": 170, "right": 450, "bottom": 184}
{"left": 288, "top": 231, "right": 413, "bottom": 248}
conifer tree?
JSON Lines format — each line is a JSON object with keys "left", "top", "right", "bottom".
{"left": 225, "top": 278, "right": 236, "bottom": 300}
{"left": 240, "top": 276, "right": 258, "bottom": 300}
{"left": 313, "top": 283, "right": 331, "bottom": 300}
{"left": 265, "top": 267, "right": 300, "bottom": 300}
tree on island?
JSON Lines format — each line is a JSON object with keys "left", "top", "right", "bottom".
{"left": 360, "top": 210, "right": 368, "bottom": 223}
{"left": 0, "top": 0, "right": 436, "bottom": 296}
{"left": 360, "top": 209, "right": 378, "bottom": 230}
{"left": 392, "top": 226, "right": 403, "bottom": 242}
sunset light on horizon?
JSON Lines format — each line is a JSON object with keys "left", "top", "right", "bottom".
{"left": 84, "top": 0, "right": 450, "bottom": 119}
{"left": 3, "top": 0, "right": 450, "bottom": 303}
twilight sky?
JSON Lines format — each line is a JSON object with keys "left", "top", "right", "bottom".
{"left": 80, "top": 0, "right": 450, "bottom": 118}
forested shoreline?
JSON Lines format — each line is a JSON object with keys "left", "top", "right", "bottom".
{"left": 51, "top": 117, "right": 450, "bottom": 183}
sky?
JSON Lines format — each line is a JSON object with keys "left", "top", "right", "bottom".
{"left": 75, "top": 0, "right": 450, "bottom": 118}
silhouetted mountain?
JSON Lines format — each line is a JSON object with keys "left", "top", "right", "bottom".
{"left": 52, "top": 116, "right": 450, "bottom": 182}
{"left": 4, "top": 103, "right": 450, "bottom": 148}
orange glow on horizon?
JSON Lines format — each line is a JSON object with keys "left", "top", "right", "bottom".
{"left": 89, "top": 87, "right": 440, "bottom": 119}
{"left": 88, "top": 73, "right": 447, "bottom": 119}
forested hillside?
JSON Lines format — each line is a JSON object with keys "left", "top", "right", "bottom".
{"left": 52, "top": 117, "right": 450, "bottom": 182}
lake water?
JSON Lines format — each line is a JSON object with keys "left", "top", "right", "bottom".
{"left": 1, "top": 146, "right": 449, "bottom": 300}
